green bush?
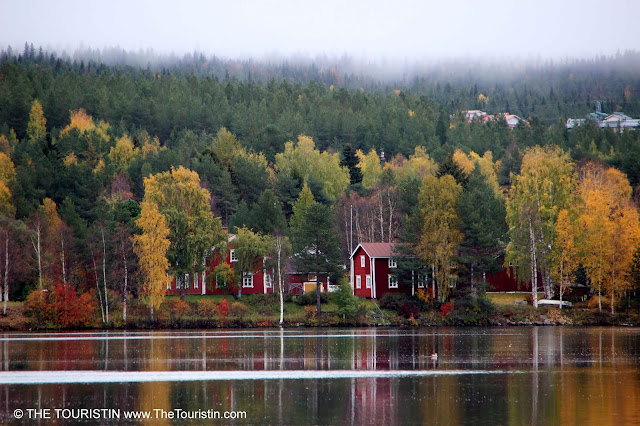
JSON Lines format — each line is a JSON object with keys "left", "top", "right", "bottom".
{"left": 244, "top": 293, "right": 279, "bottom": 309}
{"left": 379, "top": 293, "right": 410, "bottom": 311}
{"left": 333, "top": 279, "right": 367, "bottom": 319}
{"left": 445, "top": 292, "right": 496, "bottom": 325}
{"left": 229, "top": 301, "right": 251, "bottom": 319}
{"left": 295, "top": 290, "right": 327, "bottom": 306}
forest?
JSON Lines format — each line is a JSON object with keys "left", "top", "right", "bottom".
{"left": 1, "top": 44, "right": 640, "bottom": 327}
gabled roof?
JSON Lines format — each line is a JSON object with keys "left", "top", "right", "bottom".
{"left": 351, "top": 242, "right": 397, "bottom": 259}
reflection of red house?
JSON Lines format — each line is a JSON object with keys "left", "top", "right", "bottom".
{"left": 166, "top": 234, "right": 273, "bottom": 296}
{"left": 350, "top": 243, "right": 411, "bottom": 299}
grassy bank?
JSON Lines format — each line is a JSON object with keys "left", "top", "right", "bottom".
{"left": 3, "top": 293, "right": 639, "bottom": 330}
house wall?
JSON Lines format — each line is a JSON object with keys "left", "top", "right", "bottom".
{"left": 286, "top": 273, "right": 329, "bottom": 294}
{"left": 166, "top": 247, "right": 272, "bottom": 296}
{"left": 374, "top": 258, "right": 411, "bottom": 299}
{"left": 486, "top": 265, "right": 532, "bottom": 292}
{"left": 352, "top": 247, "right": 373, "bottom": 298}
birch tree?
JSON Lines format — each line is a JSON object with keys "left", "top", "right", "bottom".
{"left": 143, "top": 166, "right": 225, "bottom": 297}
{"left": 134, "top": 201, "right": 170, "bottom": 320}
{"left": 417, "top": 174, "right": 462, "bottom": 302}
{"left": 505, "top": 146, "right": 574, "bottom": 306}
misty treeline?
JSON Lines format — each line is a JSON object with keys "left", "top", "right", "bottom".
{"left": 2, "top": 45, "right": 640, "bottom": 323}
{"left": 3, "top": 44, "right": 640, "bottom": 144}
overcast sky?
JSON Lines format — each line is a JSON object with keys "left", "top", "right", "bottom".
{"left": 2, "top": 0, "right": 639, "bottom": 61}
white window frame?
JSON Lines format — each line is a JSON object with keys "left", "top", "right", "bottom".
{"left": 215, "top": 274, "right": 222, "bottom": 288}
{"left": 366, "top": 275, "right": 372, "bottom": 289}
{"left": 265, "top": 273, "right": 273, "bottom": 288}
{"left": 230, "top": 249, "right": 238, "bottom": 262}
{"left": 356, "top": 276, "right": 362, "bottom": 289}
{"left": 388, "top": 274, "right": 398, "bottom": 289}
{"left": 360, "top": 255, "right": 365, "bottom": 268}
{"left": 417, "top": 273, "right": 425, "bottom": 289}
{"left": 389, "top": 258, "right": 397, "bottom": 268}
{"left": 243, "top": 272, "right": 254, "bottom": 288}
{"left": 166, "top": 273, "right": 172, "bottom": 290}
{"left": 194, "top": 272, "right": 199, "bottom": 289}
{"left": 184, "top": 273, "right": 190, "bottom": 289}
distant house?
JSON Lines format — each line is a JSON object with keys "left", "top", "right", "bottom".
{"left": 502, "top": 113, "right": 525, "bottom": 129}
{"left": 602, "top": 112, "right": 640, "bottom": 129}
{"left": 566, "top": 110, "right": 639, "bottom": 131}
{"left": 166, "top": 233, "right": 273, "bottom": 296}
{"left": 350, "top": 243, "right": 413, "bottom": 299}
{"left": 460, "top": 110, "right": 526, "bottom": 129}
{"left": 462, "top": 110, "right": 490, "bottom": 123}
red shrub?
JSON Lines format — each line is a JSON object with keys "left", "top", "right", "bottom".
{"left": 218, "top": 299, "right": 229, "bottom": 318}
{"left": 440, "top": 301, "right": 454, "bottom": 316}
{"left": 25, "top": 283, "right": 98, "bottom": 329}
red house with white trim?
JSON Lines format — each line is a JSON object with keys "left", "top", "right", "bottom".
{"left": 166, "top": 234, "right": 273, "bottom": 296}
{"left": 350, "top": 243, "right": 412, "bottom": 299}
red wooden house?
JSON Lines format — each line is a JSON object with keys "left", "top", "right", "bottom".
{"left": 350, "top": 242, "right": 532, "bottom": 299}
{"left": 285, "top": 258, "right": 331, "bottom": 295}
{"left": 166, "top": 234, "right": 274, "bottom": 296}
{"left": 350, "top": 243, "right": 412, "bottom": 299}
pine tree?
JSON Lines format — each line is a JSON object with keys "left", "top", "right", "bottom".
{"left": 341, "top": 144, "right": 362, "bottom": 185}
{"left": 290, "top": 201, "right": 342, "bottom": 315}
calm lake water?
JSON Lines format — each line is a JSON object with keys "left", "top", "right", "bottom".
{"left": 0, "top": 327, "right": 639, "bottom": 424}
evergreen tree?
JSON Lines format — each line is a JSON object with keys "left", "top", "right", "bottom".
{"left": 290, "top": 199, "right": 342, "bottom": 315}
{"left": 437, "top": 154, "right": 468, "bottom": 187}
{"left": 341, "top": 143, "right": 363, "bottom": 185}
{"left": 248, "top": 189, "right": 287, "bottom": 235}
{"left": 456, "top": 165, "right": 507, "bottom": 290}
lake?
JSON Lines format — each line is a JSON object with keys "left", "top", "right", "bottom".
{"left": 0, "top": 327, "right": 639, "bottom": 424}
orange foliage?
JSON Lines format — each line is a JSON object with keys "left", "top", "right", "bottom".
{"left": 24, "top": 283, "right": 97, "bottom": 328}
{"left": 218, "top": 299, "right": 229, "bottom": 318}
{"left": 60, "top": 109, "right": 95, "bottom": 136}
{"left": 165, "top": 298, "right": 191, "bottom": 318}
{"left": 196, "top": 299, "right": 218, "bottom": 317}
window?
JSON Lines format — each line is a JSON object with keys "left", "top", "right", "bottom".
{"left": 215, "top": 274, "right": 222, "bottom": 288}
{"left": 366, "top": 275, "right": 372, "bottom": 289}
{"left": 389, "top": 258, "right": 397, "bottom": 268}
{"left": 356, "top": 276, "right": 361, "bottom": 289}
{"left": 194, "top": 272, "right": 199, "bottom": 289}
{"left": 417, "top": 273, "right": 425, "bottom": 289}
{"left": 243, "top": 272, "right": 254, "bottom": 288}
{"left": 388, "top": 274, "right": 398, "bottom": 289}
{"left": 265, "top": 274, "right": 273, "bottom": 288}
{"left": 230, "top": 250, "right": 238, "bottom": 262}
{"left": 166, "top": 273, "right": 172, "bottom": 290}
{"left": 360, "top": 255, "right": 365, "bottom": 268}
{"left": 184, "top": 273, "right": 190, "bottom": 289}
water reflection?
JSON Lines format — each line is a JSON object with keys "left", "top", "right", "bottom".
{"left": 0, "top": 327, "right": 639, "bottom": 424}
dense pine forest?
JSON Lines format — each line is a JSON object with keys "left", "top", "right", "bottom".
{"left": 2, "top": 44, "right": 640, "bottom": 327}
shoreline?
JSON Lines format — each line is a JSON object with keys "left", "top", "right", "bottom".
{"left": 2, "top": 302, "right": 638, "bottom": 331}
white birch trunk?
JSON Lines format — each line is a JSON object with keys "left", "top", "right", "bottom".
{"left": 101, "top": 228, "right": 109, "bottom": 323}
